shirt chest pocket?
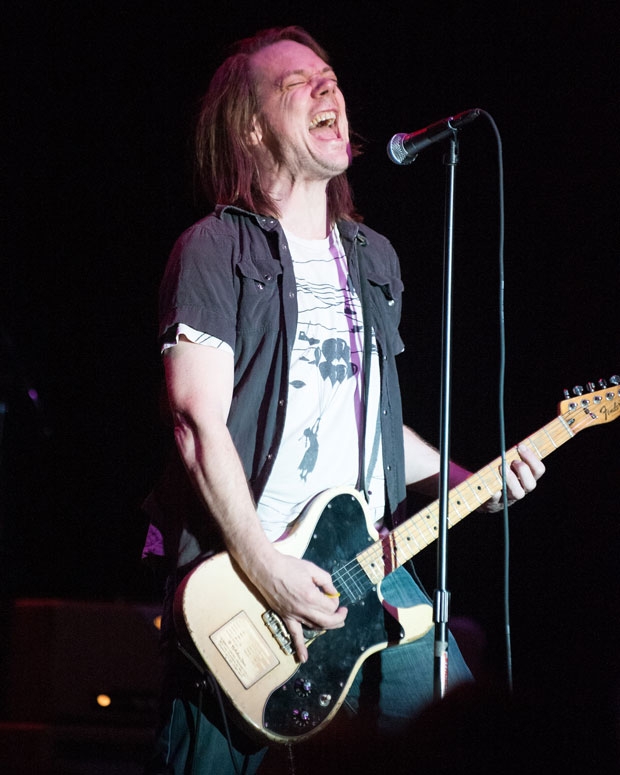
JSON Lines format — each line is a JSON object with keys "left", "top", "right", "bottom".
{"left": 236, "top": 257, "right": 283, "bottom": 332}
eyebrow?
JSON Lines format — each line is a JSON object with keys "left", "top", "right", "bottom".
{"left": 280, "top": 65, "right": 336, "bottom": 82}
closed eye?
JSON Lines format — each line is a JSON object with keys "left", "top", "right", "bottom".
{"left": 280, "top": 68, "right": 339, "bottom": 91}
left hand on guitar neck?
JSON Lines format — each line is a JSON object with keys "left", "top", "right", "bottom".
{"left": 477, "top": 444, "right": 546, "bottom": 513}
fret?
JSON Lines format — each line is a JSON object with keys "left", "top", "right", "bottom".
{"left": 353, "top": 387, "right": 616, "bottom": 586}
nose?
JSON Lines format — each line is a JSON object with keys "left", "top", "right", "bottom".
{"left": 311, "top": 75, "right": 336, "bottom": 97}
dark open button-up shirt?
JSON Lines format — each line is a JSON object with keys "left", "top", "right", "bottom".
{"left": 148, "top": 206, "right": 408, "bottom": 568}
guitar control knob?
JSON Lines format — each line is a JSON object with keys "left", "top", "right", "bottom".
{"left": 294, "top": 678, "right": 312, "bottom": 697}
{"left": 292, "top": 708, "right": 312, "bottom": 727}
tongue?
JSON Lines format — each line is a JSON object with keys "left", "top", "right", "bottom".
{"left": 310, "top": 125, "right": 339, "bottom": 141}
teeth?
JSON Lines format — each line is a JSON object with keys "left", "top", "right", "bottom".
{"left": 309, "top": 111, "right": 336, "bottom": 129}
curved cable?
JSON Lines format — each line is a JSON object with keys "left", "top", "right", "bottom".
{"left": 478, "top": 110, "right": 512, "bottom": 692}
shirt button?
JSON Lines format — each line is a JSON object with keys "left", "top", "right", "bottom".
{"left": 386, "top": 465, "right": 392, "bottom": 471}
{"left": 264, "top": 274, "right": 272, "bottom": 281}
{"left": 278, "top": 399, "right": 284, "bottom": 407}
{"left": 289, "top": 291, "right": 295, "bottom": 298}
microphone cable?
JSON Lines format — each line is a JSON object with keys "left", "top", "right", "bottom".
{"left": 478, "top": 110, "right": 513, "bottom": 693}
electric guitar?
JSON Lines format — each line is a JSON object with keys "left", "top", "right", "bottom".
{"left": 174, "top": 380, "right": 619, "bottom": 744}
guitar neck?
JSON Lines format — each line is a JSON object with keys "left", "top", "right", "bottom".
{"left": 358, "top": 413, "right": 576, "bottom": 585}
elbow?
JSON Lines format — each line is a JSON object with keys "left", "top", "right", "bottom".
{"left": 167, "top": 404, "right": 202, "bottom": 460}
{"left": 170, "top": 405, "right": 228, "bottom": 463}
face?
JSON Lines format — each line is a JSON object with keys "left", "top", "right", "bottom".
{"left": 249, "top": 40, "right": 351, "bottom": 186}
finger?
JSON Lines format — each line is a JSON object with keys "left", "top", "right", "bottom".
{"left": 517, "top": 444, "right": 546, "bottom": 479}
{"left": 302, "top": 603, "right": 349, "bottom": 633}
{"left": 504, "top": 463, "right": 528, "bottom": 501}
{"left": 309, "top": 564, "right": 337, "bottom": 596}
{"left": 286, "top": 618, "right": 308, "bottom": 663}
{"left": 487, "top": 469, "right": 524, "bottom": 509}
{"left": 306, "top": 564, "right": 343, "bottom": 608}
{"left": 509, "top": 452, "right": 542, "bottom": 497}
{"left": 484, "top": 492, "right": 514, "bottom": 512}
{"left": 319, "top": 582, "right": 340, "bottom": 600}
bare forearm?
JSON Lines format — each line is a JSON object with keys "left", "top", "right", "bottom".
{"left": 164, "top": 341, "right": 275, "bottom": 576}
{"left": 403, "top": 425, "right": 470, "bottom": 496}
{"left": 173, "top": 412, "right": 276, "bottom": 578}
{"left": 403, "top": 424, "right": 545, "bottom": 510}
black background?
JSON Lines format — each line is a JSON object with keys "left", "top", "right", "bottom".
{"left": 2, "top": 0, "right": 619, "bottom": 763}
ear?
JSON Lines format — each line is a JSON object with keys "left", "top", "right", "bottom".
{"left": 247, "top": 115, "right": 263, "bottom": 146}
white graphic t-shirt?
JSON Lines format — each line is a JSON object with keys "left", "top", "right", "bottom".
{"left": 256, "top": 227, "right": 385, "bottom": 540}
{"left": 164, "top": 227, "right": 386, "bottom": 541}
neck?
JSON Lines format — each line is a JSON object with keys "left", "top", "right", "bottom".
{"left": 272, "top": 177, "right": 331, "bottom": 240}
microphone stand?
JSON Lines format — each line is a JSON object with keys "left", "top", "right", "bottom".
{"left": 433, "top": 131, "right": 459, "bottom": 700}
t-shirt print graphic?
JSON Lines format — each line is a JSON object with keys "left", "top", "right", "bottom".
{"left": 297, "top": 336, "right": 359, "bottom": 480}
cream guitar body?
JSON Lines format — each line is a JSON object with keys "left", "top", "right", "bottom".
{"left": 174, "top": 380, "right": 619, "bottom": 744}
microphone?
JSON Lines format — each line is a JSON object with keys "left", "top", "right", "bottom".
{"left": 387, "top": 108, "right": 481, "bottom": 165}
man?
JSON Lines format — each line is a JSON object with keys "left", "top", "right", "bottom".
{"left": 144, "top": 26, "right": 544, "bottom": 774}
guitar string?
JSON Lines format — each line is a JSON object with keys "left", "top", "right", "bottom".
{"left": 349, "top": 391, "right": 610, "bottom": 600}
{"left": 328, "top": 399, "right": 591, "bottom": 605}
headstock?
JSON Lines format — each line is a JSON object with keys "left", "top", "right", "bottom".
{"left": 559, "top": 375, "right": 619, "bottom": 430}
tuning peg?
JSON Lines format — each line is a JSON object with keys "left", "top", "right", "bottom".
{"left": 609, "top": 375, "right": 620, "bottom": 386}
{"left": 586, "top": 381, "right": 596, "bottom": 392}
{"left": 598, "top": 378, "right": 608, "bottom": 388}
{"left": 563, "top": 388, "right": 571, "bottom": 400}
{"left": 572, "top": 385, "right": 584, "bottom": 396}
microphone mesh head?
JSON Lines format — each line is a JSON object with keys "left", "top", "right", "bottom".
{"left": 386, "top": 134, "right": 417, "bottom": 165}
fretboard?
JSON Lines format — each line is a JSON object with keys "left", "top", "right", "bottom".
{"left": 358, "top": 413, "right": 576, "bottom": 586}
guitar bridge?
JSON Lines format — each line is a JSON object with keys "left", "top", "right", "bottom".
{"left": 262, "top": 610, "right": 294, "bottom": 655}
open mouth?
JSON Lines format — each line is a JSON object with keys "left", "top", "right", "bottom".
{"left": 309, "top": 111, "right": 337, "bottom": 131}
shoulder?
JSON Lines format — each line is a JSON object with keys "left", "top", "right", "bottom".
{"left": 338, "top": 219, "right": 398, "bottom": 256}
{"left": 174, "top": 208, "right": 249, "bottom": 247}
{"left": 341, "top": 221, "right": 402, "bottom": 282}
{"left": 358, "top": 223, "right": 397, "bottom": 255}
{"left": 169, "top": 208, "right": 270, "bottom": 269}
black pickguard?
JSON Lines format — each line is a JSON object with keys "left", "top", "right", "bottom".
{"left": 262, "top": 491, "right": 403, "bottom": 739}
